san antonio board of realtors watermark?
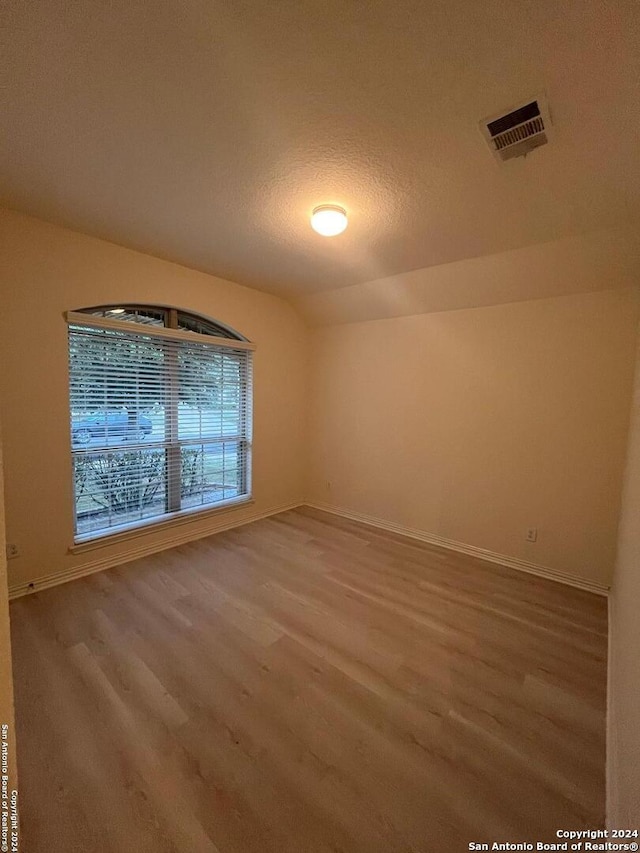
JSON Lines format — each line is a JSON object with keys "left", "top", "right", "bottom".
{"left": 468, "top": 830, "right": 639, "bottom": 852}
{"left": 1, "top": 724, "right": 18, "bottom": 853}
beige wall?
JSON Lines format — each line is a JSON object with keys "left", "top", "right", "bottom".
{"left": 307, "top": 288, "right": 639, "bottom": 588}
{"left": 0, "top": 209, "right": 308, "bottom": 591}
{"left": 607, "top": 327, "right": 640, "bottom": 825}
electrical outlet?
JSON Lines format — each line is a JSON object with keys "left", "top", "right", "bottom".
{"left": 526, "top": 528, "right": 538, "bottom": 543}
{"left": 5, "top": 543, "right": 19, "bottom": 559}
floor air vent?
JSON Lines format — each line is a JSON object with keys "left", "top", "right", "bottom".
{"left": 480, "top": 96, "right": 551, "bottom": 162}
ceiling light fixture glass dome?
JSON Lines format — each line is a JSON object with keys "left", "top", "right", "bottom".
{"left": 311, "top": 205, "right": 348, "bottom": 236}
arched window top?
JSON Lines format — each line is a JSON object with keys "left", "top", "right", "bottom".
{"left": 75, "top": 305, "right": 248, "bottom": 341}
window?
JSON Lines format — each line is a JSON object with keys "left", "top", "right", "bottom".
{"left": 67, "top": 305, "right": 253, "bottom": 541}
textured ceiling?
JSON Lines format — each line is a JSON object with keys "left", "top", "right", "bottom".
{"left": 1, "top": 0, "right": 639, "bottom": 298}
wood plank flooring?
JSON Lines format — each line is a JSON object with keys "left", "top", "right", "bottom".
{"left": 9, "top": 507, "right": 608, "bottom": 852}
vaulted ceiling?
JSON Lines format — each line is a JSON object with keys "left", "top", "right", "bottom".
{"left": 2, "top": 0, "right": 639, "bottom": 298}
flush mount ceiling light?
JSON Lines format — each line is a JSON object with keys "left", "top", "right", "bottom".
{"left": 310, "top": 205, "right": 348, "bottom": 237}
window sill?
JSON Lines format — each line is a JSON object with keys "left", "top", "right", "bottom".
{"left": 69, "top": 495, "right": 254, "bottom": 555}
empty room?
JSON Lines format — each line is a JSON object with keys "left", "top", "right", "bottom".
{"left": 1, "top": 1, "right": 639, "bottom": 850}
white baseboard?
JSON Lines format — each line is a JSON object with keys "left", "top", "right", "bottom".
{"left": 9, "top": 500, "right": 609, "bottom": 600}
{"left": 8, "top": 501, "right": 302, "bottom": 600}
{"left": 305, "top": 502, "right": 609, "bottom": 596}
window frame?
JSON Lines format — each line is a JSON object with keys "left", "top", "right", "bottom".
{"left": 66, "top": 307, "right": 255, "bottom": 545}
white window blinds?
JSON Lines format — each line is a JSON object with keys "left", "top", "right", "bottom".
{"left": 68, "top": 317, "right": 253, "bottom": 540}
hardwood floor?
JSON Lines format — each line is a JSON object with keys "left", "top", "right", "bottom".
{"left": 10, "top": 507, "right": 608, "bottom": 852}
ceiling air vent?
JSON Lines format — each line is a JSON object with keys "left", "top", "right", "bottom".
{"left": 480, "top": 96, "right": 552, "bottom": 162}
